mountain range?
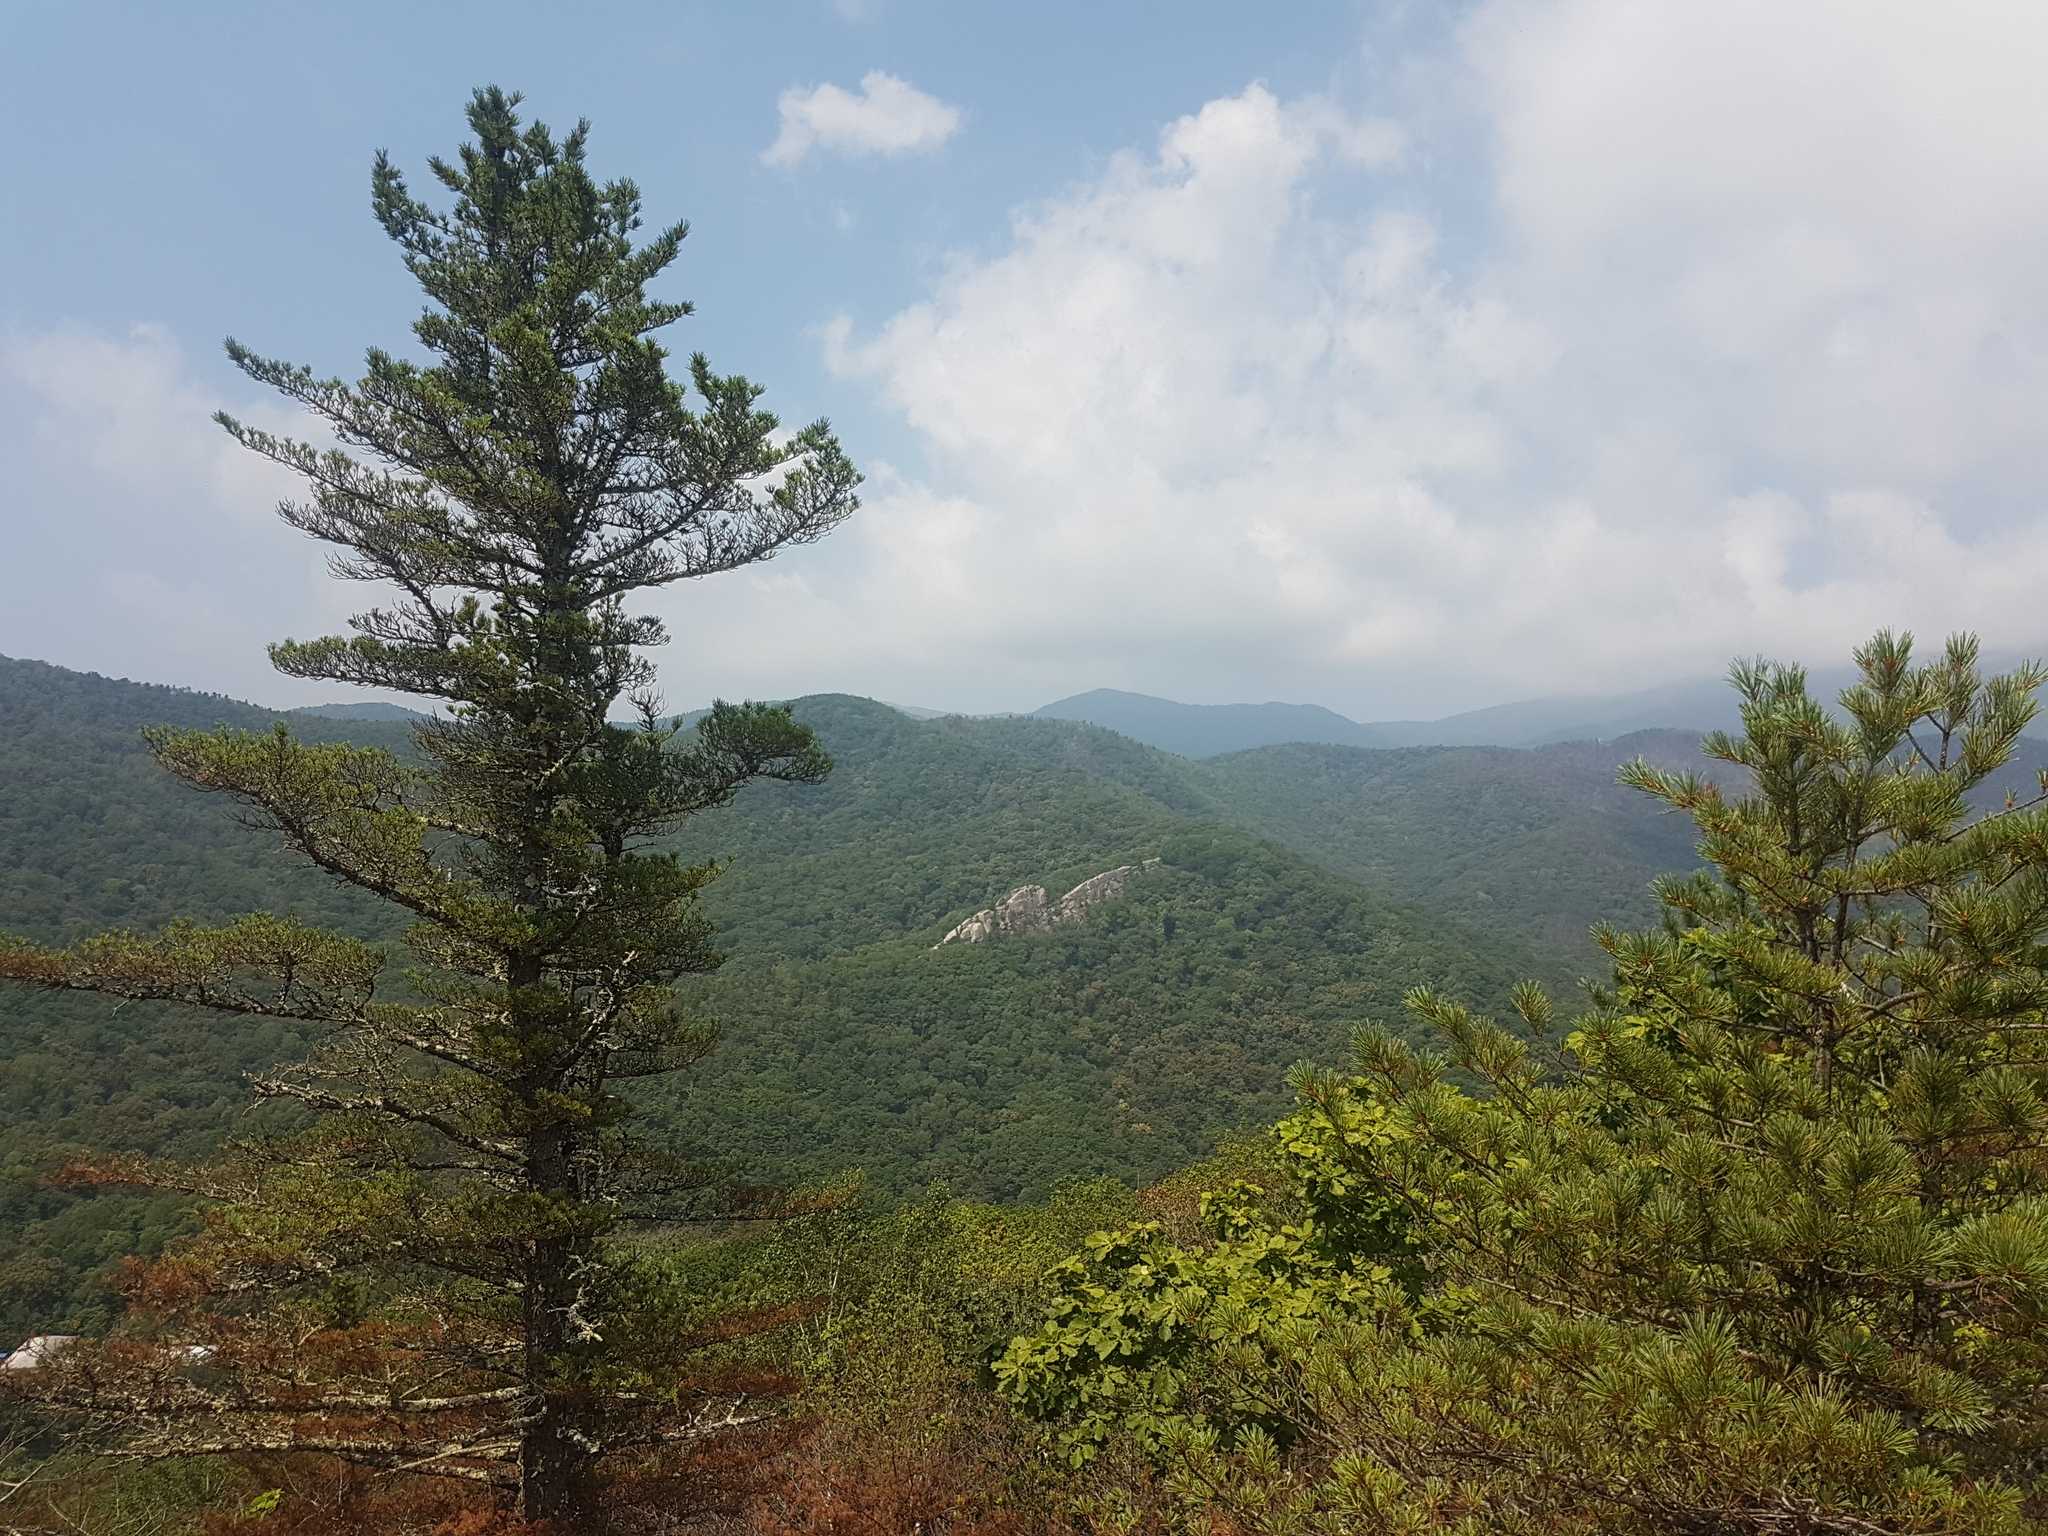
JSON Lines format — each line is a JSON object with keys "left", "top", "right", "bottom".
{"left": 302, "top": 679, "right": 1754, "bottom": 754}
{"left": 1028, "top": 680, "right": 1758, "bottom": 757}
{"left": 13, "top": 650, "right": 1991, "bottom": 1339}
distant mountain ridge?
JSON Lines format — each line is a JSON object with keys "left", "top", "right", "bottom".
{"left": 1030, "top": 651, "right": 2048, "bottom": 757}
{"left": 292, "top": 701, "right": 432, "bottom": 722}
{"left": 0, "top": 656, "right": 1552, "bottom": 1329}
{"left": 14, "top": 651, "right": 2042, "bottom": 1337}
{"left": 1030, "top": 692, "right": 1391, "bottom": 756}
{"left": 1032, "top": 680, "right": 1761, "bottom": 757}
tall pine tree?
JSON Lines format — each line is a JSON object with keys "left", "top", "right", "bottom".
{"left": 0, "top": 87, "right": 857, "bottom": 1526}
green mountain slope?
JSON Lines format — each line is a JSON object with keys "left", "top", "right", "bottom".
{"left": 0, "top": 664, "right": 1543, "bottom": 1332}
{"left": 45, "top": 663, "right": 1979, "bottom": 1333}
{"left": 11, "top": 657, "right": 2041, "bottom": 1337}
{"left": 1184, "top": 734, "right": 1711, "bottom": 967}
{"left": 643, "top": 696, "right": 1540, "bottom": 1199}
{"left": 0, "top": 657, "right": 406, "bottom": 943}
{"left": 1139, "top": 728, "right": 2048, "bottom": 974}
{"left": 0, "top": 658, "right": 414, "bottom": 1336}
{"left": 926, "top": 716, "right": 1709, "bottom": 985}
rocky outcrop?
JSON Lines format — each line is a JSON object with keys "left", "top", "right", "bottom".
{"left": 937, "top": 859, "right": 1162, "bottom": 946}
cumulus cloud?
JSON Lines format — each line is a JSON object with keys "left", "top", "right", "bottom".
{"left": 0, "top": 326, "right": 358, "bottom": 705}
{"left": 762, "top": 71, "right": 961, "bottom": 166}
{"left": 24, "top": 4, "right": 2048, "bottom": 722}
{"left": 679, "top": 0, "right": 2048, "bottom": 717}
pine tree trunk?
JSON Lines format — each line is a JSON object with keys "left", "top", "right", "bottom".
{"left": 516, "top": 900, "right": 597, "bottom": 1531}
{"left": 522, "top": 1384, "right": 591, "bottom": 1529}
{"left": 521, "top": 1128, "right": 597, "bottom": 1528}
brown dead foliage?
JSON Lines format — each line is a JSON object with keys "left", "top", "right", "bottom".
{"left": 194, "top": 1456, "right": 518, "bottom": 1536}
{"left": 737, "top": 1412, "right": 1078, "bottom": 1536}
{"left": 6, "top": 1405, "right": 1099, "bottom": 1536}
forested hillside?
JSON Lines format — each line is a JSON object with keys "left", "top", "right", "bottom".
{"left": 0, "top": 659, "right": 412, "bottom": 1336}
{"left": 0, "top": 657, "right": 406, "bottom": 942}
{"left": 929, "top": 716, "right": 1710, "bottom": 974}
{"left": 1, "top": 654, "right": 1749, "bottom": 1334}
{"left": 642, "top": 694, "right": 1542, "bottom": 1199}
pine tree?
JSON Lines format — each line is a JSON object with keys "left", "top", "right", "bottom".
{"left": 0, "top": 87, "right": 857, "bottom": 1526}
{"left": 1000, "top": 633, "right": 2048, "bottom": 1534}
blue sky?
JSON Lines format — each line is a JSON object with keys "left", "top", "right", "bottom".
{"left": 5, "top": 1, "right": 2047, "bottom": 717}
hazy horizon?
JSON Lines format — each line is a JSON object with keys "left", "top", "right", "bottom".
{"left": 0, "top": 645, "right": 1788, "bottom": 739}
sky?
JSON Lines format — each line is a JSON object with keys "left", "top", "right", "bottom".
{"left": 5, "top": 0, "right": 2048, "bottom": 719}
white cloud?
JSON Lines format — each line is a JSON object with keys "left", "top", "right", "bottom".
{"left": 666, "top": 3, "right": 2048, "bottom": 717}
{"left": 0, "top": 326, "right": 362, "bottom": 706}
{"left": 21, "top": 6, "right": 2048, "bottom": 722}
{"left": 762, "top": 71, "right": 961, "bottom": 166}
{"left": 1468, "top": 0, "right": 2048, "bottom": 487}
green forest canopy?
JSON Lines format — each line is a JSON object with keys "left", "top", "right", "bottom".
{"left": 0, "top": 653, "right": 1724, "bottom": 1334}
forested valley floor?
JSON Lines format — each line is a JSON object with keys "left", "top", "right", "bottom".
{"left": 14, "top": 651, "right": 2048, "bottom": 1534}
{"left": 0, "top": 654, "right": 1718, "bottom": 1336}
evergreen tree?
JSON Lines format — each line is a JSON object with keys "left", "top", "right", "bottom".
{"left": 0, "top": 87, "right": 857, "bottom": 1526}
{"left": 999, "top": 633, "right": 2048, "bottom": 1534}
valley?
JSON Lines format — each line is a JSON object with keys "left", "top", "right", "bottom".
{"left": 2, "top": 654, "right": 1726, "bottom": 1333}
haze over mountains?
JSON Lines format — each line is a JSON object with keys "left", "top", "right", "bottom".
{"left": 289, "top": 701, "right": 432, "bottom": 722}
{"left": 307, "top": 653, "right": 2048, "bottom": 760}
{"left": 1026, "top": 649, "right": 2043, "bottom": 756}
{"left": 301, "top": 675, "right": 1765, "bottom": 753}
{"left": 1028, "top": 683, "right": 1760, "bottom": 757}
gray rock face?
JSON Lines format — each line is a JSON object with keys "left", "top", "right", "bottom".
{"left": 937, "top": 859, "right": 1162, "bottom": 946}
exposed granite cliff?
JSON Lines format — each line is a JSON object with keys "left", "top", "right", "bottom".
{"left": 937, "top": 859, "right": 1163, "bottom": 946}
